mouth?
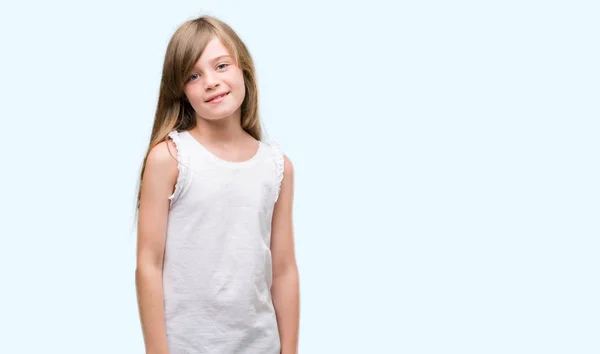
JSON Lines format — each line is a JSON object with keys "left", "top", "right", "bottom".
{"left": 206, "top": 92, "right": 230, "bottom": 103}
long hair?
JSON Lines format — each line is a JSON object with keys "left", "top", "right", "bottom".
{"left": 135, "top": 15, "right": 262, "bottom": 211}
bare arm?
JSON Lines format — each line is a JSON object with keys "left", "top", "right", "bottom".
{"left": 270, "top": 155, "right": 300, "bottom": 354}
{"left": 136, "top": 140, "right": 179, "bottom": 354}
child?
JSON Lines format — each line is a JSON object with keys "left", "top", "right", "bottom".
{"left": 134, "top": 15, "right": 300, "bottom": 354}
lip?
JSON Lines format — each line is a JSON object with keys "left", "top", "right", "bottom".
{"left": 205, "top": 91, "right": 230, "bottom": 102}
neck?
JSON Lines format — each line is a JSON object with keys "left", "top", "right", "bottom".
{"left": 192, "top": 109, "right": 247, "bottom": 144}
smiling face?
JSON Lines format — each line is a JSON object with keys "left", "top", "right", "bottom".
{"left": 183, "top": 37, "right": 246, "bottom": 122}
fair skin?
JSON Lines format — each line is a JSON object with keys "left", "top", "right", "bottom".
{"left": 270, "top": 156, "right": 301, "bottom": 354}
{"left": 183, "top": 36, "right": 256, "bottom": 158}
{"left": 136, "top": 139, "right": 178, "bottom": 354}
{"left": 136, "top": 37, "right": 299, "bottom": 354}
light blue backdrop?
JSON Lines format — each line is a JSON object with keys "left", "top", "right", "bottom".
{"left": 1, "top": 1, "right": 598, "bottom": 353}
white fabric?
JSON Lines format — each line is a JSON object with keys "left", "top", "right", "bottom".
{"left": 162, "top": 129, "right": 284, "bottom": 354}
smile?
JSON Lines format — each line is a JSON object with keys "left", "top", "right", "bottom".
{"left": 207, "top": 92, "right": 229, "bottom": 104}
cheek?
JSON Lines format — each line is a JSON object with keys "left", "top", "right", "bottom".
{"left": 230, "top": 75, "right": 246, "bottom": 100}
{"left": 184, "top": 89, "right": 205, "bottom": 109}
{"left": 227, "top": 69, "right": 245, "bottom": 93}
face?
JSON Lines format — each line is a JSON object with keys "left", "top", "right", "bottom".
{"left": 183, "top": 38, "right": 245, "bottom": 121}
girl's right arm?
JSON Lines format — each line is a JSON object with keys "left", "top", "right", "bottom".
{"left": 136, "top": 140, "right": 179, "bottom": 354}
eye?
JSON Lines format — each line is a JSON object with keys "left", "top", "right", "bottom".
{"left": 188, "top": 73, "right": 200, "bottom": 82}
{"left": 217, "top": 63, "right": 229, "bottom": 70}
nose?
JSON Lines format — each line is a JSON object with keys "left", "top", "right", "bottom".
{"left": 203, "top": 71, "right": 220, "bottom": 90}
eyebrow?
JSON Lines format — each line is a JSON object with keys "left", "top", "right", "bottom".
{"left": 209, "top": 55, "right": 232, "bottom": 63}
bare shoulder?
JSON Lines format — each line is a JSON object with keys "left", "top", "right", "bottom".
{"left": 142, "top": 139, "right": 179, "bottom": 191}
{"left": 146, "top": 139, "right": 178, "bottom": 168}
{"left": 283, "top": 154, "right": 294, "bottom": 176}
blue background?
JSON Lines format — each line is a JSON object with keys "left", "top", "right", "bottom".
{"left": 1, "top": 1, "right": 598, "bottom": 353}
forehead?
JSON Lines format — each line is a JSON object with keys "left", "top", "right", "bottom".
{"left": 196, "top": 38, "right": 233, "bottom": 64}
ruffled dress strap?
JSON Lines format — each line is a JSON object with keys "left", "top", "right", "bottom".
{"left": 167, "top": 129, "right": 188, "bottom": 207}
{"left": 270, "top": 141, "right": 285, "bottom": 202}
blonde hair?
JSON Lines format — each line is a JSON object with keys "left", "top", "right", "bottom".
{"left": 135, "top": 15, "right": 262, "bottom": 210}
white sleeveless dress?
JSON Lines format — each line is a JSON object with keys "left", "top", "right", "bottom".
{"left": 162, "top": 129, "right": 283, "bottom": 354}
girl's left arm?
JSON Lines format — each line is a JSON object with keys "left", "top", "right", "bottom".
{"left": 270, "top": 155, "right": 300, "bottom": 354}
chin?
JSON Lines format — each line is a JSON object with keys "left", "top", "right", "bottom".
{"left": 197, "top": 107, "right": 241, "bottom": 121}
{"left": 201, "top": 115, "right": 230, "bottom": 121}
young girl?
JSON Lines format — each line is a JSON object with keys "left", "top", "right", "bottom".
{"left": 135, "top": 15, "right": 300, "bottom": 354}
